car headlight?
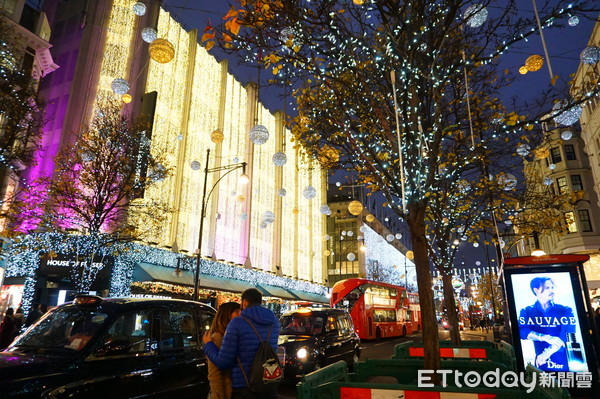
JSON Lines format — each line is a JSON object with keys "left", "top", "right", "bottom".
{"left": 297, "top": 348, "right": 308, "bottom": 359}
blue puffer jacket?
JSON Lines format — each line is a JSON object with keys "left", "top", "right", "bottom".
{"left": 204, "top": 305, "right": 280, "bottom": 389}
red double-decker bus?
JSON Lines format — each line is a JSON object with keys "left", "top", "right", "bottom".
{"left": 330, "top": 278, "right": 412, "bottom": 340}
{"left": 407, "top": 292, "right": 421, "bottom": 332}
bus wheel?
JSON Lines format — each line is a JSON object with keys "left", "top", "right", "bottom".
{"left": 376, "top": 327, "right": 382, "bottom": 340}
{"left": 402, "top": 326, "right": 407, "bottom": 336}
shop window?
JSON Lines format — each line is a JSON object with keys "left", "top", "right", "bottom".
{"left": 556, "top": 176, "right": 569, "bottom": 194}
{"left": 551, "top": 147, "right": 562, "bottom": 164}
{"left": 578, "top": 210, "right": 593, "bottom": 232}
{"left": 571, "top": 175, "right": 583, "bottom": 191}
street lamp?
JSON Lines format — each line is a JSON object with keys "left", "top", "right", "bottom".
{"left": 192, "top": 148, "right": 248, "bottom": 301}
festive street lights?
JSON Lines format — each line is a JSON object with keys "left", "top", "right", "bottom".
{"left": 192, "top": 149, "right": 248, "bottom": 301}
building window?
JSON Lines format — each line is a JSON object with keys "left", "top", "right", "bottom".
{"left": 564, "top": 212, "right": 577, "bottom": 233}
{"left": 551, "top": 147, "right": 562, "bottom": 164}
{"left": 556, "top": 176, "right": 569, "bottom": 194}
{"left": 564, "top": 145, "right": 576, "bottom": 161}
{"left": 578, "top": 210, "right": 592, "bottom": 232}
{"left": 571, "top": 175, "right": 583, "bottom": 191}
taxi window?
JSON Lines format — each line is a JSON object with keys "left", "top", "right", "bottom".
{"left": 336, "top": 314, "right": 349, "bottom": 335}
{"left": 325, "top": 316, "right": 339, "bottom": 335}
{"left": 101, "top": 310, "right": 154, "bottom": 354}
{"left": 156, "top": 310, "right": 199, "bottom": 351}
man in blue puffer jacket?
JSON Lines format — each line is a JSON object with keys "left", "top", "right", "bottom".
{"left": 203, "top": 288, "right": 280, "bottom": 399}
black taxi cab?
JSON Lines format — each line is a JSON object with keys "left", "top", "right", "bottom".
{"left": 0, "top": 295, "right": 215, "bottom": 398}
{"left": 278, "top": 307, "right": 360, "bottom": 377}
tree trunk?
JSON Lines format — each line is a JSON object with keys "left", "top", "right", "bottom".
{"left": 441, "top": 272, "right": 461, "bottom": 345}
{"left": 407, "top": 202, "right": 440, "bottom": 374}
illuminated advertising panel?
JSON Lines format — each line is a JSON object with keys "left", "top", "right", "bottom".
{"left": 503, "top": 255, "right": 598, "bottom": 379}
{"left": 510, "top": 271, "right": 588, "bottom": 372}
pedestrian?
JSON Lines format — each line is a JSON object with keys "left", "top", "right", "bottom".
{"left": 479, "top": 318, "right": 486, "bottom": 332}
{"left": 203, "top": 288, "right": 281, "bottom": 399}
{"left": 208, "top": 301, "right": 242, "bottom": 399}
{"left": 24, "top": 303, "right": 42, "bottom": 327}
{"left": 0, "top": 308, "right": 15, "bottom": 349}
{"left": 13, "top": 307, "right": 25, "bottom": 338}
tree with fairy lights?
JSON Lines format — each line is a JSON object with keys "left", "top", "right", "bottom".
{"left": 9, "top": 102, "right": 171, "bottom": 292}
{"left": 0, "top": 22, "right": 45, "bottom": 218}
{"left": 203, "top": 1, "right": 600, "bottom": 370}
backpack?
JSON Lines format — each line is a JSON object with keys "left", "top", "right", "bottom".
{"left": 238, "top": 315, "right": 283, "bottom": 392}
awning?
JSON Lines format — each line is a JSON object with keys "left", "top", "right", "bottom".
{"left": 287, "top": 289, "right": 330, "bottom": 304}
{"left": 258, "top": 285, "right": 298, "bottom": 300}
{"left": 133, "top": 263, "right": 255, "bottom": 294}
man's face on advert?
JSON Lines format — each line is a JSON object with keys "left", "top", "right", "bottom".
{"left": 534, "top": 280, "right": 554, "bottom": 303}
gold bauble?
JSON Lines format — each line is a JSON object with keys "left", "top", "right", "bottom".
{"left": 518, "top": 66, "right": 528, "bottom": 75}
{"left": 324, "top": 250, "right": 331, "bottom": 256}
{"left": 236, "top": 194, "right": 245, "bottom": 203}
{"left": 525, "top": 55, "right": 544, "bottom": 72}
{"left": 365, "top": 214, "right": 375, "bottom": 222}
{"left": 534, "top": 147, "right": 549, "bottom": 159}
{"left": 292, "top": 207, "right": 300, "bottom": 214}
{"left": 347, "top": 200, "right": 364, "bottom": 216}
{"left": 211, "top": 129, "right": 224, "bottom": 143}
{"left": 406, "top": 250, "right": 414, "bottom": 260}
{"left": 353, "top": 0, "right": 365, "bottom": 4}
{"left": 149, "top": 38, "right": 175, "bottom": 63}
{"left": 122, "top": 94, "right": 132, "bottom": 103}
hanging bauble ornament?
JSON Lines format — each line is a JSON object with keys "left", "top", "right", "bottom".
{"left": 272, "top": 152, "right": 287, "bottom": 166}
{"left": 347, "top": 200, "right": 364, "bottom": 216}
{"left": 533, "top": 147, "right": 549, "bottom": 159}
{"left": 525, "top": 55, "right": 544, "bottom": 72}
{"left": 504, "top": 220, "right": 512, "bottom": 225}
{"left": 457, "top": 180, "right": 471, "bottom": 193}
{"left": 568, "top": 15, "right": 579, "bottom": 27}
{"left": 278, "top": 188, "right": 287, "bottom": 197}
{"left": 177, "top": 134, "right": 184, "bottom": 141}
{"left": 260, "top": 221, "right": 268, "bottom": 229}
{"left": 279, "top": 27, "right": 295, "bottom": 43}
{"left": 292, "top": 207, "right": 300, "bottom": 214}
{"left": 303, "top": 185, "right": 317, "bottom": 199}
{"left": 517, "top": 144, "right": 530, "bottom": 157}
{"left": 395, "top": 233, "right": 402, "bottom": 240}
{"left": 473, "top": 242, "right": 479, "bottom": 248}
{"left": 149, "top": 38, "right": 175, "bottom": 63}
{"left": 341, "top": 230, "right": 347, "bottom": 236}
{"left": 549, "top": 163, "right": 556, "bottom": 170}
{"left": 240, "top": 212, "right": 248, "bottom": 221}
{"left": 236, "top": 194, "right": 246, "bottom": 203}
{"left": 324, "top": 235, "right": 331, "bottom": 241}
{"left": 347, "top": 231, "right": 354, "bottom": 237}
{"left": 347, "top": 253, "right": 356, "bottom": 261}
{"left": 365, "top": 214, "right": 375, "bottom": 222}
{"left": 319, "top": 205, "right": 332, "bottom": 215}
{"left": 464, "top": 4, "right": 488, "bottom": 28}
{"left": 352, "top": 0, "right": 365, "bottom": 5}
{"left": 210, "top": 129, "right": 224, "bottom": 143}
{"left": 141, "top": 27, "right": 157, "bottom": 43}
{"left": 497, "top": 173, "right": 518, "bottom": 191}
{"left": 518, "top": 66, "right": 528, "bottom": 75}
{"left": 190, "top": 161, "right": 201, "bottom": 170}
{"left": 133, "top": 2, "right": 147, "bottom": 16}
{"left": 386, "top": 234, "right": 395, "bottom": 242}
{"left": 249, "top": 125, "right": 269, "bottom": 145}
{"left": 543, "top": 177, "right": 553, "bottom": 186}
{"left": 580, "top": 46, "right": 600, "bottom": 65}
{"left": 335, "top": 181, "right": 341, "bottom": 187}
{"left": 552, "top": 100, "right": 582, "bottom": 126}
{"left": 359, "top": 226, "right": 367, "bottom": 233}
{"left": 122, "top": 94, "right": 132, "bottom": 103}
{"left": 406, "top": 250, "right": 414, "bottom": 260}
{"left": 324, "top": 250, "right": 331, "bottom": 256}
{"left": 263, "top": 211, "right": 275, "bottom": 224}
{"left": 357, "top": 235, "right": 363, "bottom": 241}
{"left": 111, "top": 78, "right": 130, "bottom": 95}
{"left": 561, "top": 130, "right": 573, "bottom": 141}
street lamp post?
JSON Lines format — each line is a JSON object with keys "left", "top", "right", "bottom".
{"left": 193, "top": 148, "right": 248, "bottom": 301}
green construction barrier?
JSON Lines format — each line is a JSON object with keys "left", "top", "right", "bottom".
{"left": 393, "top": 340, "right": 517, "bottom": 371}
{"left": 297, "top": 360, "right": 570, "bottom": 399}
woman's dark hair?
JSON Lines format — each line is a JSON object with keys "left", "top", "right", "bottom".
{"left": 5, "top": 308, "right": 13, "bottom": 316}
{"left": 209, "top": 302, "right": 241, "bottom": 335}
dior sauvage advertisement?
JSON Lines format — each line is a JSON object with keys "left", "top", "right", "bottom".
{"left": 511, "top": 272, "right": 588, "bottom": 372}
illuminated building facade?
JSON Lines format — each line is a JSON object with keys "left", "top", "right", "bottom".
{"left": 3, "top": 0, "right": 327, "bottom": 308}
{"left": 325, "top": 185, "right": 415, "bottom": 289}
